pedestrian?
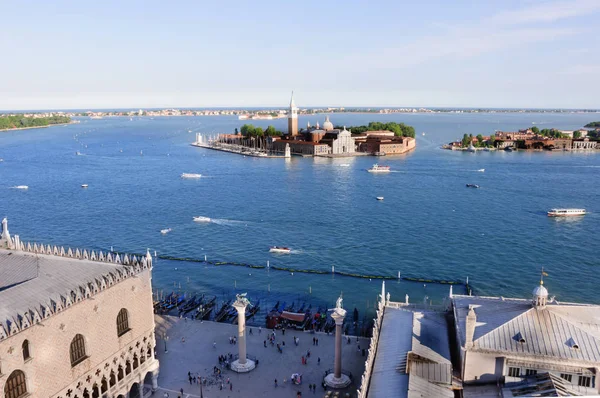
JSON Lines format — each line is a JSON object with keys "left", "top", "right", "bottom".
{"left": 282, "top": 328, "right": 285, "bottom": 336}
{"left": 213, "top": 341, "right": 216, "bottom": 349}
{"left": 249, "top": 327, "right": 253, "bottom": 335}
{"left": 264, "top": 340, "right": 267, "bottom": 348}
{"left": 301, "top": 356, "right": 305, "bottom": 365}
{"left": 318, "top": 357, "right": 321, "bottom": 365}
{"left": 312, "top": 337, "right": 315, "bottom": 345}
{"left": 189, "top": 375, "right": 192, "bottom": 384}
{"left": 357, "top": 344, "right": 361, "bottom": 352}
{"left": 259, "top": 326, "right": 262, "bottom": 334}
{"left": 307, "top": 349, "right": 311, "bottom": 358}
{"left": 316, "top": 338, "right": 319, "bottom": 346}
{"left": 282, "top": 340, "right": 285, "bottom": 346}
{"left": 362, "top": 348, "right": 366, "bottom": 357}
{"left": 180, "top": 388, "right": 183, "bottom": 396}
{"left": 230, "top": 383, "right": 233, "bottom": 391}
{"left": 275, "top": 379, "right": 278, "bottom": 387}
{"left": 164, "top": 393, "right": 169, "bottom": 398}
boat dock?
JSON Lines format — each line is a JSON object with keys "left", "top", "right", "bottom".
{"left": 191, "top": 142, "right": 287, "bottom": 158}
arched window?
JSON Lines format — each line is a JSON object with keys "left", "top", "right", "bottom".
{"left": 4, "top": 370, "right": 27, "bottom": 398}
{"left": 117, "top": 308, "right": 130, "bottom": 337}
{"left": 70, "top": 334, "right": 87, "bottom": 366}
{"left": 22, "top": 340, "right": 31, "bottom": 361}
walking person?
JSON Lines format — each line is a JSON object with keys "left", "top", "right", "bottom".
{"left": 275, "top": 379, "right": 278, "bottom": 387}
{"left": 230, "top": 382, "right": 233, "bottom": 391}
{"left": 318, "top": 357, "right": 321, "bottom": 365}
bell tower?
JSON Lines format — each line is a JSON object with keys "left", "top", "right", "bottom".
{"left": 288, "top": 91, "right": 298, "bottom": 137}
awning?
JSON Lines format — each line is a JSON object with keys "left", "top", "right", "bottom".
{"left": 280, "top": 311, "right": 306, "bottom": 322}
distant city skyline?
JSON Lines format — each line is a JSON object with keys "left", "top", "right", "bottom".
{"left": 1, "top": 0, "right": 599, "bottom": 110}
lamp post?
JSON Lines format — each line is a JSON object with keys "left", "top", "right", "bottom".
{"left": 163, "top": 333, "right": 169, "bottom": 353}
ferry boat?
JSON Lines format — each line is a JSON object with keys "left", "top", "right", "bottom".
{"left": 181, "top": 173, "right": 202, "bottom": 179}
{"left": 368, "top": 164, "right": 391, "bottom": 173}
{"left": 193, "top": 216, "right": 211, "bottom": 223}
{"left": 269, "top": 246, "right": 291, "bottom": 254}
{"left": 376, "top": 196, "right": 384, "bottom": 201}
{"left": 13, "top": 185, "right": 29, "bottom": 190}
{"left": 547, "top": 208, "right": 586, "bottom": 217}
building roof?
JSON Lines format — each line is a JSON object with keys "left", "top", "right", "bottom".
{"left": 453, "top": 295, "right": 600, "bottom": 364}
{"left": 0, "top": 235, "right": 151, "bottom": 340}
{"left": 502, "top": 372, "right": 584, "bottom": 397}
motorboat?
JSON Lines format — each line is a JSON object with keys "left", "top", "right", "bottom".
{"left": 76, "top": 151, "right": 81, "bottom": 156}
{"left": 193, "top": 216, "right": 211, "bottom": 223}
{"left": 181, "top": 173, "right": 202, "bottom": 179}
{"left": 13, "top": 185, "right": 29, "bottom": 190}
{"left": 547, "top": 208, "right": 586, "bottom": 217}
{"left": 339, "top": 164, "right": 350, "bottom": 167}
{"left": 368, "top": 164, "right": 391, "bottom": 173}
{"left": 376, "top": 196, "right": 384, "bottom": 201}
{"left": 81, "top": 184, "right": 89, "bottom": 188}
{"left": 477, "top": 169, "right": 485, "bottom": 172}
{"left": 270, "top": 246, "right": 291, "bottom": 254}
{"left": 466, "top": 184, "right": 480, "bottom": 188}
{"left": 160, "top": 228, "right": 172, "bottom": 235}
{"left": 467, "top": 143, "right": 476, "bottom": 152}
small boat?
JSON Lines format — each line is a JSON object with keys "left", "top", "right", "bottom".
{"left": 547, "top": 208, "right": 586, "bottom": 217}
{"left": 376, "top": 197, "right": 384, "bottom": 201}
{"left": 422, "top": 132, "right": 426, "bottom": 136}
{"left": 367, "top": 164, "right": 391, "bottom": 173}
{"left": 76, "top": 151, "right": 81, "bottom": 156}
{"left": 13, "top": 185, "right": 29, "bottom": 190}
{"left": 270, "top": 246, "right": 291, "bottom": 254}
{"left": 504, "top": 147, "right": 514, "bottom": 152}
{"left": 0, "top": 158, "right": 4, "bottom": 162}
{"left": 339, "top": 164, "right": 350, "bottom": 167}
{"left": 81, "top": 184, "right": 89, "bottom": 188}
{"left": 467, "top": 144, "right": 476, "bottom": 153}
{"left": 477, "top": 169, "right": 485, "bottom": 172}
{"left": 466, "top": 184, "right": 480, "bottom": 188}
{"left": 160, "top": 228, "right": 172, "bottom": 235}
{"left": 181, "top": 173, "right": 202, "bottom": 179}
{"left": 193, "top": 216, "right": 211, "bottom": 223}
{"left": 373, "top": 151, "right": 386, "bottom": 156}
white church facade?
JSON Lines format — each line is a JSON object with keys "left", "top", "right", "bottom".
{"left": 0, "top": 218, "right": 159, "bottom": 398}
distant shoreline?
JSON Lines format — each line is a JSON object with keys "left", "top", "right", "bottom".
{"left": 0, "top": 122, "right": 76, "bottom": 132}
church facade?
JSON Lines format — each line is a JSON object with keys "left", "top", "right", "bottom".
{"left": 0, "top": 219, "right": 159, "bottom": 398}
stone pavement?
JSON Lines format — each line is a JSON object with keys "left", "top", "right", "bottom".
{"left": 153, "top": 315, "right": 368, "bottom": 397}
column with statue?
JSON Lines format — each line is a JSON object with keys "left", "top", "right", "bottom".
{"left": 325, "top": 295, "right": 351, "bottom": 388}
{"left": 230, "top": 293, "right": 256, "bottom": 373}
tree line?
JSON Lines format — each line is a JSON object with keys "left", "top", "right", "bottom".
{"left": 335, "top": 121, "right": 416, "bottom": 138}
{"left": 0, "top": 115, "right": 71, "bottom": 130}
{"left": 584, "top": 121, "right": 600, "bottom": 128}
{"left": 238, "top": 124, "right": 283, "bottom": 138}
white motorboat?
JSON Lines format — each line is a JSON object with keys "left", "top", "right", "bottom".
{"left": 376, "top": 196, "right": 384, "bottom": 201}
{"left": 193, "top": 216, "right": 211, "bottom": 223}
{"left": 13, "top": 185, "right": 29, "bottom": 190}
{"left": 160, "top": 228, "right": 172, "bottom": 235}
{"left": 467, "top": 143, "right": 476, "bottom": 152}
{"left": 181, "top": 173, "right": 202, "bottom": 179}
{"left": 76, "top": 151, "right": 81, "bottom": 156}
{"left": 339, "top": 163, "right": 350, "bottom": 167}
{"left": 547, "top": 208, "right": 586, "bottom": 217}
{"left": 270, "top": 246, "right": 291, "bottom": 254}
{"left": 368, "top": 164, "right": 391, "bottom": 173}
{"left": 477, "top": 169, "right": 485, "bottom": 172}
{"left": 81, "top": 184, "right": 89, "bottom": 188}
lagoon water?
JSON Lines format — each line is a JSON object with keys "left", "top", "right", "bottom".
{"left": 1, "top": 112, "right": 599, "bottom": 317}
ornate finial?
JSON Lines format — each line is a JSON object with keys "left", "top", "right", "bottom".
{"left": 336, "top": 295, "right": 343, "bottom": 310}
{"left": 540, "top": 267, "right": 548, "bottom": 285}
{"left": 234, "top": 292, "right": 251, "bottom": 307}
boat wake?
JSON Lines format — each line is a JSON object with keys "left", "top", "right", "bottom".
{"left": 209, "top": 218, "right": 249, "bottom": 227}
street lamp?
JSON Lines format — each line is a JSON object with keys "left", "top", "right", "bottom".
{"left": 163, "top": 332, "right": 169, "bottom": 353}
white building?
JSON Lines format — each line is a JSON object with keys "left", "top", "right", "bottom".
{"left": 452, "top": 280, "right": 600, "bottom": 395}
{"left": 0, "top": 219, "right": 159, "bottom": 398}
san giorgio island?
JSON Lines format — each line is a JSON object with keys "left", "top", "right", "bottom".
{"left": 444, "top": 125, "right": 600, "bottom": 152}
{"left": 193, "top": 93, "right": 417, "bottom": 158}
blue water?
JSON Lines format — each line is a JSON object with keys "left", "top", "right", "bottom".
{"left": 1, "top": 112, "right": 598, "bottom": 315}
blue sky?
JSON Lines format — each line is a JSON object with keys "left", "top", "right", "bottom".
{"left": 1, "top": 0, "right": 599, "bottom": 110}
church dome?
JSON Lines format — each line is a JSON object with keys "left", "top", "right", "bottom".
{"left": 533, "top": 283, "right": 548, "bottom": 297}
{"left": 323, "top": 116, "right": 334, "bottom": 131}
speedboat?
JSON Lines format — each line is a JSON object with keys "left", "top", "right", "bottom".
{"left": 466, "top": 184, "right": 480, "bottom": 188}
{"left": 76, "top": 151, "right": 81, "bottom": 156}
{"left": 477, "top": 169, "right": 485, "bottom": 172}
{"left": 270, "top": 246, "right": 291, "bottom": 254}
{"left": 339, "top": 164, "right": 350, "bottom": 167}
{"left": 13, "top": 185, "right": 29, "bottom": 190}
{"left": 547, "top": 208, "right": 586, "bottom": 217}
{"left": 376, "top": 196, "right": 384, "bottom": 201}
{"left": 160, "top": 228, "right": 172, "bottom": 235}
{"left": 368, "top": 164, "right": 391, "bottom": 173}
{"left": 193, "top": 216, "right": 211, "bottom": 223}
{"left": 181, "top": 173, "right": 202, "bottom": 179}
{"left": 81, "top": 184, "right": 89, "bottom": 188}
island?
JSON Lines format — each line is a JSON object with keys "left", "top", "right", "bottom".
{"left": 444, "top": 126, "right": 599, "bottom": 151}
{"left": 0, "top": 114, "right": 72, "bottom": 131}
{"left": 584, "top": 121, "right": 600, "bottom": 128}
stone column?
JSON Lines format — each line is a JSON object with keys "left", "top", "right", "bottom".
{"left": 325, "top": 299, "right": 351, "bottom": 389}
{"left": 151, "top": 370, "right": 159, "bottom": 392}
{"left": 333, "top": 311, "right": 344, "bottom": 379}
{"left": 138, "top": 382, "right": 144, "bottom": 398}
{"left": 230, "top": 294, "right": 256, "bottom": 373}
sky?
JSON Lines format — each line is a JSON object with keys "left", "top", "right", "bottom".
{"left": 1, "top": 0, "right": 599, "bottom": 110}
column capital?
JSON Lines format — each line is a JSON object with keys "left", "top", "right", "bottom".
{"left": 330, "top": 309, "right": 346, "bottom": 325}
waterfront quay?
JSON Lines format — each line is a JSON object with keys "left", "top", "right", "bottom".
{"left": 154, "top": 315, "right": 368, "bottom": 397}
{"left": 191, "top": 142, "right": 286, "bottom": 158}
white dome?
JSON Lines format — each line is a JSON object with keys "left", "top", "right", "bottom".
{"left": 533, "top": 284, "right": 548, "bottom": 297}
{"left": 323, "top": 116, "right": 334, "bottom": 131}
